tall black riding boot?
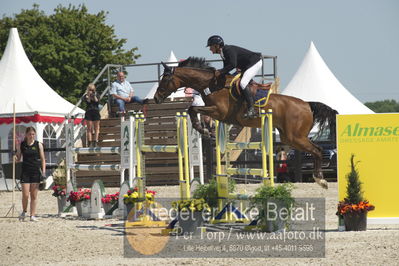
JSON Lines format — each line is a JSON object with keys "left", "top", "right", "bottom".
{"left": 243, "top": 86, "right": 256, "bottom": 119}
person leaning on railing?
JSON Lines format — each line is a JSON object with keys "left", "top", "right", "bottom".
{"left": 84, "top": 83, "right": 101, "bottom": 147}
{"left": 110, "top": 71, "right": 148, "bottom": 115}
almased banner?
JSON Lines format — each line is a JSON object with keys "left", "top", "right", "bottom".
{"left": 337, "top": 113, "right": 399, "bottom": 223}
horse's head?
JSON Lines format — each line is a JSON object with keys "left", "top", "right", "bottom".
{"left": 154, "top": 57, "right": 216, "bottom": 104}
{"left": 154, "top": 62, "right": 179, "bottom": 104}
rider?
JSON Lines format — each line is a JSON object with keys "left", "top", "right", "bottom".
{"left": 207, "top": 35, "right": 262, "bottom": 118}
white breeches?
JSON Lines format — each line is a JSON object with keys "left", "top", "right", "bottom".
{"left": 240, "top": 59, "right": 263, "bottom": 90}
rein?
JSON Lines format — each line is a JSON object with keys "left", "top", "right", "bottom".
{"left": 161, "top": 66, "right": 218, "bottom": 97}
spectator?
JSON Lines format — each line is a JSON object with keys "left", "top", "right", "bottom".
{"left": 110, "top": 71, "right": 148, "bottom": 114}
{"left": 202, "top": 115, "right": 215, "bottom": 137}
{"left": 276, "top": 147, "right": 289, "bottom": 183}
{"left": 84, "top": 83, "right": 101, "bottom": 147}
{"left": 16, "top": 127, "right": 46, "bottom": 222}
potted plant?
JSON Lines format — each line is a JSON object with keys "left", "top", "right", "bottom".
{"left": 250, "top": 183, "right": 295, "bottom": 232}
{"left": 193, "top": 178, "right": 236, "bottom": 208}
{"left": 102, "top": 192, "right": 119, "bottom": 215}
{"left": 52, "top": 160, "right": 67, "bottom": 186}
{"left": 67, "top": 188, "right": 91, "bottom": 218}
{"left": 123, "top": 187, "right": 156, "bottom": 215}
{"left": 172, "top": 198, "right": 210, "bottom": 235}
{"left": 337, "top": 154, "right": 375, "bottom": 231}
{"left": 52, "top": 185, "right": 67, "bottom": 214}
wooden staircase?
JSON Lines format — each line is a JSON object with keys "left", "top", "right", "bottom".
{"left": 75, "top": 117, "right": 121, "bottom": 187}
{"left": 74, "top": 98, "right": 194, "bottom": 188}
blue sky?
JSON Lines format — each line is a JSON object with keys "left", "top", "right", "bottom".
{"left": 1, "top": 0, "right": 398, "bottom": 102}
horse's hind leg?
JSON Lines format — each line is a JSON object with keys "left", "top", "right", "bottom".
{"left": 308, "top": 141, "right": 326, "bottom": 183}
{"left": 290, "top": 137, "right": 328, "bottom": 189}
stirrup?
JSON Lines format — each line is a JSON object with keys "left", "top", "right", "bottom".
{"left": 243, "top": 108, "right": 257, "bottom": 119}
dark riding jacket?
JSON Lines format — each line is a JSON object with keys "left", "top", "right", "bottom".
{"left": 218, "top": 45, "right": 262, "bottom": 75}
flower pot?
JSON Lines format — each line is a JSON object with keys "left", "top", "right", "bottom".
{"left": 57, "top": 196, "right": 67, "bottom": 214}
{"left": 125, "top": 203, "right": 135, "bottom": 217}
{"left": 260, "top": 200, "right": 287, "bottom": 232}
{"left": 178, "top": 211, "right": 205, "bottom": 235}
{"left": 343, "top": 211, "right": 367, "bottom": 231}
{"left": 76, "top": 200, "right": 91, "bottom": 218}
{"left": 103, "top": 202, "right": 116, "bottom": 215}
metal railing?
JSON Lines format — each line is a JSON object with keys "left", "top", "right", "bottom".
{"left": 51, "top": 55, "right": 277, "bottom": 162}
{"left": 60, "top": 54, "right": 277, "bottom": 128}
{"left": 123, "top": 55, "right": 278, "bottom": 86}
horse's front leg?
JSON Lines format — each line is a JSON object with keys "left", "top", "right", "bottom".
{"left": 188, "top": 106, "right": 208, "bottom": 137}
{"left": 188, "top": 105, "right": 218, "bottom": 137}
{"left": 191, "top": 105, "right": 219, "bottom": 117}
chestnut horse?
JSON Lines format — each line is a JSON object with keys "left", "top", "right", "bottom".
{"left": 154, "top": 57, "right": 338, "bottom": 189}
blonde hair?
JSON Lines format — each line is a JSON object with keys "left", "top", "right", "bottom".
{"left": 86, "top": 83, "right": 96, "bottom": 94}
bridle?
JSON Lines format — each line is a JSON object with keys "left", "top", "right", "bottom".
{"left": 157, "top": 63, "right": 177, "bottom": 96}
{"left": 158, "top": 62, "right": 217, "bottom": 97}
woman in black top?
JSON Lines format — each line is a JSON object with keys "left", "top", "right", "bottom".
{"left": 16, "top": 127, "right": 46, "bottom": 222}
{"left": 84, "top": 83, "right": 101, "bottom": 147}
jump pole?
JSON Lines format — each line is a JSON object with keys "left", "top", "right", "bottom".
{"left": 213, "top": 109, "right": 274, "bottom": 224}
{"left": 127, "top": 112, "right": 191, "bottom": 227}
{"left": 134, "top": 112, "right": 191, "bottom": 200}
{"left": 65, "top": 115, "right": 133, "bottom": 188}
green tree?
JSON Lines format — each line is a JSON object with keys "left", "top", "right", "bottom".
{"left": 365, "top": 99, "right": 399, "bottom": 113}
{"left": 0, "top": 4, "right": 140, "bottom": 103}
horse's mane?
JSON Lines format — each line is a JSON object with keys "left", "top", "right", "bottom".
{"left": 178, "top": 57, "right": 215, "bottom": 71}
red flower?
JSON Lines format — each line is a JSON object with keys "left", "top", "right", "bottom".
{"left": 337, "top": 199, "right": 375, "bottom": 215}
{"left": 52, "top": 185, "right": 66, "bottom": 198}
{"left": 67, "top": 188, "right": 91, "bottom": 205}
{"left": 102, "top": 192, "right": 119, "bottom": 205}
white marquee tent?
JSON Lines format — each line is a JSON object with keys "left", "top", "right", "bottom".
{"left": 145, "top": 50, "right": 187, "bottom": 99}
{"left": 0, "top": 28, "right": 84, "bottom": 165}
{"left": 281, "top": 42, "right": 374, "bottom": 115}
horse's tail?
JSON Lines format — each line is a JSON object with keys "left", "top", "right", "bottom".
{"left": 308, "top": 102, "right": 338, "bottom": 139}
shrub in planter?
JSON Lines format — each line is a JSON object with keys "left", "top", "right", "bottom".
{"left": 172, "top": 198, "right": 210, "bottom": 235}
{"left": 193, "top": 178, "right": 235, "bottom": 208}
{"left": 336, "top": 154, "right": 375, "bottom": 231}
{"left": 251, "top": 183, "right": 295, "bottom": 232}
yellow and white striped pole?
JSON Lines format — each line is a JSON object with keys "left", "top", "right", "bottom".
{"left": 182, "top": 112, "right": 191, "bottom": 199}
{"left": 176, "top": 112, "right": 185, "bottom": 199}
{"left": 261, "top": 110, "right": 268, "bottom": 185}
{"left": 267, "top": 109, "right": 274, "bottom": 187}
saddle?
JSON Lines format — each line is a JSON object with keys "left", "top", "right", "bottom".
{"left": 227, "top": 74, "right": 272, "bottom": 98}
{"left": 224, "top": 74, "right": 280, "bottom": 107}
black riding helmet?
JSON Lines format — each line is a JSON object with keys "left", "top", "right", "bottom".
{"left": 206, "top": 35, "right": 224, "bottom": 47}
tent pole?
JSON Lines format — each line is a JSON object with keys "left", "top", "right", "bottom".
{"left": 5, "top": 103, "right": 17, "bottom": 217}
